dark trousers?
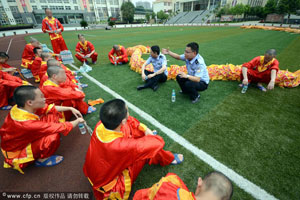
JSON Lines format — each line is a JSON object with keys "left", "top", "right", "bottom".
{"left": 144, "top": 70, "right": 167, "bottom": 89}
{"left": 176, "top": 75, "right": 208, "bottom": 100}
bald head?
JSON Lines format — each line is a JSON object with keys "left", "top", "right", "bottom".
{"left": 113, "top": 45, "right": 120, "bottom": 51}
{"left": 47, "top": 59, "right": 61, "bottom": 68}
{"left": 41, "top": 53, "right": 52, "bottom": 61}
{"left": 30, "top": 37, "right": 38, "bottom": 43}
{"left": 202, "top": 172, "right": 233, "bottom": 200}
{"left": 47, "top": 66, "right": 62, "bottom": 78}
{"left": 265, "top": 49, "right": 276, "bottom": 57}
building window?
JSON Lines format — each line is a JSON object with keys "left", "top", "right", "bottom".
{"left": 65, "top": 6, "right": 71, "bottom": 10}
{"left": 7, "top": 0, "right": 16, "bottom": 2}
{"left": 73, "top": 0, "right": 77, "bottom": 3}
{"left": 9, "top": 6, "right": 19, "bottom": 13}
{"left": 89, "top": 0, "right": 93, "bottom": 3}
{"left": 41, "top": 5, "right": 48, "bottom": 9}
{"left": 32, "top": 5, "right": 37, "bottom": 10}
{"left": 40, "top": 0, "right": 47, "bottom": 3}
{"left": 96, "top": 0, "right": 100, "bottom": 4}
{"left": 74, "top": 6, "right": 79, "bottom": 10}
{"left": 30, "top": 0, "right": 35, "bottom": 2}
{"left": 64, "top": 0, "right": 69, "bottom": 3}
{"left": 101, "top": 0, "right": 106, "bottom": 4}
{"left": 114, "top": 0, "right": 118, "bottom": 5}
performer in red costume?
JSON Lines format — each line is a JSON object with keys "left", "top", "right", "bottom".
{"left": 21, "top": 37, "right": 41, "bottom": 69}
{"left": 83, "top": 99, "right": 183, "bottom": 200}
{"left": 0, "top": 71, "right": 29, "bottom": 110}
{"left": 133, "top": 171, "right": 233, "bottom": 200}
{"left": 75, "top": 34, "right": 98, "bottom": 64}
{"left": 108, "top": 45, "right": 128, "bottom": 65}
{"left": 42, "top": 8, "right": 68, "bottom": 54}
{"left": 30, "top": 47, "right": 43, "bottom": 82}
{"left": 0, "top": 52, "right": 16, "bottom": 75}
{"left": 40, "top": 66, "right": 96, "bottom": 120}
{"left": 240, "top": 49, "right": 279, "bottom": 93}
{"left": 0, "top": 85, "right": 84, "bottom": 174}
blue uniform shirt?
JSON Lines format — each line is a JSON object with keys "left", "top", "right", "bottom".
{"left": 145, "top": 53, "right": 168, "bottom": 76}
{"left": 180, "top": 54, "right": 210, "bottom": 84}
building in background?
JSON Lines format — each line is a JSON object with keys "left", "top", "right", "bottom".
{"left": 0, "top": 0, "right": 125, "bottom": 25}
{"left": 136, "top": 1, "right": 151, "bottom": 9}
{"left": 153, "top": 0, "right": 172, "bottom": 13}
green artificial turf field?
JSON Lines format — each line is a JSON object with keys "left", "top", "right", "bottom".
{"left": 28, "top": 26, "right": 300, "bottom": 200}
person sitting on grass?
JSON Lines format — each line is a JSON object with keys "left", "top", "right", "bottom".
{"left": 0, "top": 71, "right": 30, "bottom": 110}
{"left": 83, "top": 99, "right": 183, "bottom": 200}
{"left": 40, "top": 66, "right": 96, "bottom": 121}
{"left": 137, "top": 45, "right": 168, "bottom": 92}
{"left": 75, "top": 34, "right": 98, "bottom": 65}
{"left": 133, "top": 171, "right": 233, "bottom": 200}
{"left": 162, "top": 42, "right": 210, "bottom": 104}
{"left": 0, "top": 85, "right": 84, "bottom": 174}
{"left": 108, "top": 45, "right": 128, "bottom": 66}
{"left": 0, "top": 52, "right": 17, "bottom": 75}
{"left": 240, "top": 49, "right": 279, "bottom": 93}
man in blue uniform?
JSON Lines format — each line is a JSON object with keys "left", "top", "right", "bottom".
{"left": 162, "top": 42, "right": 209, "bottom": 103}
{"left": 137, "top": 45, "right": 168, "bottom": 92}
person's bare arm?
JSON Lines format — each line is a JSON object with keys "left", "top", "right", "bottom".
{"left": 162, "top": 48, "right": 180, "bottom": 60}
{"left": 267, "top": 69, "right": 277, "bottom": 90}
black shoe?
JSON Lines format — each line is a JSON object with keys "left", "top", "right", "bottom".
{"left": 191, "top": 94, "right": 200, "bottom": 104}
{"left": 137, "top": 85, "right": 146, "bottom": 91}
{"left": 152, "top": 84, "right": 159, "bottom": 91}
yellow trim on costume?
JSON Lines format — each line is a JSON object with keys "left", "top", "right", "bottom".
{"left": 88, "top": 177, "right": 118, "bottom": 194}
{"left": 95, "top": 123, "right": 124, "bottom": 143}
{"left": 148, "top": 175, "right": 183, "bottom": 200}
{"left": 258, "top": 56, "right": 275, "bottom": 72}
{"left": 10, "top": 105, "right": 39, "bottom": 121}
{"left": 34, "top": 75, "right": 40, "bottom": 82}
{"left": 138, "top": 123, "right": 147, "bottom": 132}
{"left": 2, "top": 143, "right": 34, "bottom": 174}
{"left": 103, "top": 169, "right": 131, "bottom": 200}
{"left": 41, "top": 61, "right": 47, "bottom": 65}
{"left": 21, "top": 59, "right": 33, "bottom": 68}
{"left": 80, "top": 41, "right": 88, "bottom": 52}
{"left": 22, "top": 81, "right": 29, "bottom": 85}
{"left": 45, "top": 104, "right": 55, "bottom": 114}
{"left": 178, "top": 188, "right": 194, "bottom": 199}
{"left": 122, "top": 169, "right": 131, "bottom": 200}
{"left": 43, "top": 79, "right": 59, "bottom": 87}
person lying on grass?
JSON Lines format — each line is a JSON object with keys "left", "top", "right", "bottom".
{"left": 0, "top": 85, "right": 84, "bottom": 174}
{"left": 83, "top": 99, "right": 183, "bottom": 200}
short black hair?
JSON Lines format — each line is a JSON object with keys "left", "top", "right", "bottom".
{"left": 151, "top": 45, "right": 160, "bottom": 55}
{"left": 265, "top": 49, "right": 276, "bottom": 57}
{"left": 14, "top": 85, "right": 38, "bottom": 108}
{"left": 33, "top": 47, "right": 41, "bottom": 55}
{"left": 187, "top": 42, "right": 199, "bottom": 54}
{"left": 78, "top": 34, "right": 84, "bottom": 38}
{"left": 100, "top": 99, "right": 127, "bottom": 130}
{"left": 0, "top": 52, "right": 9, "bottom": 59}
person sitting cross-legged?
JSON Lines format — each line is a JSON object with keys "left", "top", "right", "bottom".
{"left": 137, "top": 45, "right": 168, "bottom": 92}
{"left": 40, "top": 66, "right": 96, "bottom": 121}
{"left": 83, "top": 99, "right": 183, "bottom": 200}
{"left": 108, "top": 45, "right": 128, "bottom": 66}
{"left": 0, "top": 85, "right": 85, "bottom": 174}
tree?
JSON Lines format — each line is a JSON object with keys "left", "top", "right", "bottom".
{"left": 80, "top": 20, "right": 88, "bottom": 29}
{"left": 151, "top": 12, "right": 156, "bottom": 20}
{"left": 265, "top": 0, "right": 278, "bottom": 15}
{"left": 157, "top": 10, "right": 168, "bottom": 22}
{"left": 230, "top": 3, "right": 245, "bottom": 16}
{"left": 121, "top": 1, "right": 135, "bottom": 24}
{"left": 277, "top": 0, "right": 300, "bottom": 23}
{"left": 145, "top": 13, "right": 150, "bottom": 22}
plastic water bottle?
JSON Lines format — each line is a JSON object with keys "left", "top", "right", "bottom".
{"left": 241, "top": 84, "right": 248, "bottom": 94}
{"left": 171, "top": 89, "right": 176, "bottom": 102}
{"left": 78, "top": 123, "right": 86, "bottom": 135}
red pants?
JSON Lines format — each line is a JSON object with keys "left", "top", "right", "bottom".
{"left": 241, "top": 69, "right": 272, "bottom": 84}
{"left": 61, "top": 99, "right": 89, "bottom": 120}
{"left": 51, "top": 38, "right": 68, "bottom": 54}
{"left": 109, "top": 56, "right": 128, "bottom": 65}
{"left": 75, "top": 52, "right": 98, "bottom": 63}
{"left": 0, "top": 85, "right": 16, "bottom": 107}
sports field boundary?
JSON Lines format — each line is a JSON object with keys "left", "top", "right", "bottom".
{"left": 69, "top": 63, "right": 279, "bottom": 200}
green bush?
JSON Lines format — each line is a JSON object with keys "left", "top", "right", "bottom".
{"left": 80, "top": 20, "right": 88, "bottom": 29}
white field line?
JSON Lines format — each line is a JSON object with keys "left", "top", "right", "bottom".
{"left": 6, "top": 38, "right": 13, "bottom": 54}
{"left": 69, "top": 63, "right": 278, "bottom": 200}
